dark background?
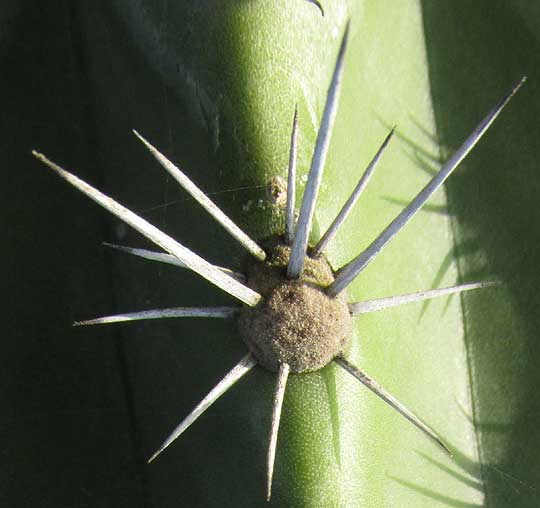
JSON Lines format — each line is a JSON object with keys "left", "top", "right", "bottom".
{"left": 3, "top": 3, "right": 258, "bottom": 506}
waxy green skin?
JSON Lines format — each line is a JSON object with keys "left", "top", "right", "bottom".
{"left": 73, "top": 1, "right": 538, "bottom": 506}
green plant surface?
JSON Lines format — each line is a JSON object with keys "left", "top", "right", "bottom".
{"left": 4, "top": 1, "right": 539, "bottom": 507}
{"left": 82, "top": 1, "right": 493, "bottom": 505}
{"left": 422, "top": 3, "right": 540, "bottom": 507}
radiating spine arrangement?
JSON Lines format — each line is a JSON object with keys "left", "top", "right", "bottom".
{"left": 32, "top": 20, "right": 524, "bottom": 502}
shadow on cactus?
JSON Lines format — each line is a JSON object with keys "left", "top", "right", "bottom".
{"left": 32, "top": 22, "right": 524, "bottom": 502}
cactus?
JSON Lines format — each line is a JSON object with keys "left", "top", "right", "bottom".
{"left": 13, "top": 1, "right": 540, "bottom": 507}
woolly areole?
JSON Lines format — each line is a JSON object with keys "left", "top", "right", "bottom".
{"left": 239, "top": 237, "right": 352, "bottom": 373}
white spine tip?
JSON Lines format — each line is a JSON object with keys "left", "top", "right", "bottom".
{"left": 147, "top": 354, "right": 257, "bottom": 464}
{"left": 285, "top": 105, "right": 299, "bottom": 245}
{"left": 287, "top": 22, "right": 350, "bottom": 278}
{"left": 335, "top": 356, "right": 450, "bottom": 455}
{"left": 32, "top": 151, "right": 260, "bottom": 306}
{"left": 312, "top": 127, "right": 395, "bottom": 257}
{"left": 266, "top": 362, "right": 290, "bottom": 502}
{"left": 133, "top": 129, "right": 266, "bottom": 261}
{"left": 327, "top": 80, "right": 525, "bottom": 297}
{"left": 348, "top": 281, "right": 498, "bottom": 315}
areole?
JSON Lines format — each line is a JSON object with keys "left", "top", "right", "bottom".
{"left": 239, "top": 236, "right": 352, "bottom": 373}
